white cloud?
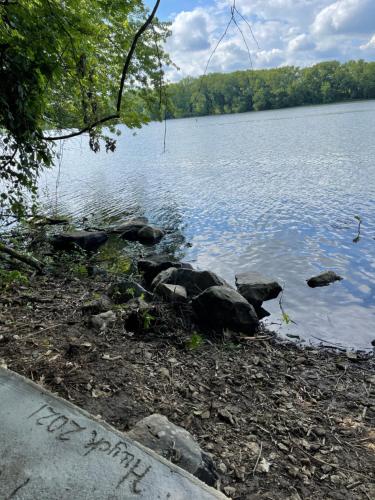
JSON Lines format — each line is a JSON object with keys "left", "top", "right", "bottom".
{"left": 312, "top": 0, "right": 375, "bottom": 35}
{"left": 360, "top": 34, "right": 375, "bottom": 50}
{"left": 165, "top": 0, "right": 375, "bottom": 81}
{"left": 167, "top": 9, "right": 212, "bottom": 52}
{"left": 288, "top": 34, "right": 316, "bottom": 52}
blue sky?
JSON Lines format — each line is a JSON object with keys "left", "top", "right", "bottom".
{"left": 146, "top": 1, "right": 375, "bottom": 81}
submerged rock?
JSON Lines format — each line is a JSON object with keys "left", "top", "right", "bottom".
{"left": 138, "top": 257, "right": 193, "bottom": 285}
{"left": 112, "top": 217, "right": 149, "bottom": 234}
{"left": 192, "top": 286, "right": 259, "bottom": 335}
{"left": 155, "top": 283, "right": 188, "bottom": 303}
{"left": 152, "top": 267, "right": 229, "bottom": 297}
{"left": 51, "top": 231, "right": 108, "bottom": 252}
{"left": 114, "top": 217, "right": 165, "bottom": 244}
{"left": 33, "top": 216, "right": 69, "bottom": 226}
{"left": 127, "top": 414, "right": 218, "bottom": 487}
{"left": 307, "top": 271, "right": 343, "bottom": 288}
{"left": 235, "top": 272, "right": 282, "bottom": 307}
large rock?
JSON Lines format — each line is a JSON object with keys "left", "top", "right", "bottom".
{"left": 235, "top": 272, "right": 282, "bottom": 307}
{"left": 138, "top": 257, "right": 193, "bottom": 285}
{"left": 127, "top": 414, "right": 218, "bottom": 487}
{"left": 192, "top": 286, "right": 259, "bottom": 335}
{"left": 51, "top": 231, "right": 108, "bottom": 252}
{"left": 307, "top": 271, "right": 343, "bottom": 288}
{"left": 137, "top": 225, "right": 165, "bottom": 244}
{"left": 152, "top": 267, "right": 229, "bottom": 298}
{"left": 155, "top": 283, "right": 188, "bottom": 303}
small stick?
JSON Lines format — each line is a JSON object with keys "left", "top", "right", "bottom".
{"left": 252, "top": 441, "right": 263, "bottom": 476}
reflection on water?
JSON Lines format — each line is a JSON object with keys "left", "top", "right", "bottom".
{"left": 40, "top": 100, "right": 375, "bottom": 349}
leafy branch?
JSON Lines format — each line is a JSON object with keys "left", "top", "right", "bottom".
{"left": 41, "top": 0, "right": 161, "bottom": 142}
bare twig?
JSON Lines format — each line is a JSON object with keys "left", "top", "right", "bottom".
{"left": 252, "top": 441, "right": 263, "bottom": 476}
{"left": 194, "top": 1, "right": 258, "bottom": 111}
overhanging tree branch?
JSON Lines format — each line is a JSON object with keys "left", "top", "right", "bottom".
{"left": 41, "top": 0, "right": 161, "bottom": 142}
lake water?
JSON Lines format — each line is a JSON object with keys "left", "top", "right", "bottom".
{"left": 40, "top": 100, "right": 375, "bottom": 350}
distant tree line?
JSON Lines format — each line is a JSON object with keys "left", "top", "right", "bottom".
{"left": 154, "top": 60, "right": 375, "bottom": 119}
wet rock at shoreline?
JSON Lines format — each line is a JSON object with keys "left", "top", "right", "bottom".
{"left": 152, "top": 267, "right": 229, "bottom": 297}
{"left": 127, "top": 414, "right": 218, "bottom": 487}
{"left": 235, "top": 272, "right": 282, "bottom": 307}
{"left": 192, "top": 286, "right": 259, "bottom": 335}
{"left": 111, "top": 217, "right": 149, "bottom": 234}
{"left": 109, "top": 279, "right": 152, "bottom": 303}
{"left": 51, "top": 231, "right": 108, "bottom": 252}
{"left": 138, "top": 257, "right": 193, "bottom": 285}
{"left": 115, "top": 217, "right": 165, "bottom": 245}
{"left": 137, "top": 225, "right": 165, "bottom": 244}
{"left": 155, "top": 283, "right": 188, "bottom": 303}
{"left": 307, "top": 271, "right": 343, "bottom": 288}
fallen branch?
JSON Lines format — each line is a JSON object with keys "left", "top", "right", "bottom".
{"left": 0, "top": 242, "right": 43, "bottom": 271}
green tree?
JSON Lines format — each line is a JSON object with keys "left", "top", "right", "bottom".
{"left": 0, "top": 0, "right": 169, "bottom": 219}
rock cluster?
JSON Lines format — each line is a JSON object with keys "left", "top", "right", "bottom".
{"left": 50, "top": 216, "right": 166, "bottom": 252}
{"left": 51, "top": 216, "right": 344, "bottom": 339}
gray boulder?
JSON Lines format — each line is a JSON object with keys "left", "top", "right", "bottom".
{"left": 192, "top": 286, "right": 259, "bottom": 335}
{"left": 307, "top": 271, "right": 343, "bottom": 288}
{"left": 127, "top": 414, "right": 218, "bottom": 487}
{"left": 155, "top": 283, "right": 188, "bottom": 303}
{"left": 152, "top": 267, "right": 229, "bottom": 297}
{"left": 138, "top": 257, "right": 193, "bottom": 285}
{"left": 235, "top": 272, "right": 282, "bottom": 307}
{"left": 137, "top": 225, "right": 165, "bottom": 244}
{"left": 51, "top": 231, "right": 108, "bottom": 252}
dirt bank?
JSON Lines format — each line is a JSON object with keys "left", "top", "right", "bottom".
{"left": 1, "top": 267, "right": 374, "bottom": 499}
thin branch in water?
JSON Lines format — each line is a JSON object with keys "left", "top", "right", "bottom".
{"left": 278, "top": 285, "right": 297, "bottom": 325}
{"left": 353, "top": 215, "right": 362, "bottom": 243}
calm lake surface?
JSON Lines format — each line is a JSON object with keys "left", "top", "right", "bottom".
{"left": 40, "top": 100, "right": 375, "bottom": 350}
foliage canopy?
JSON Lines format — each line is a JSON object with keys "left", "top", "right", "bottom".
{"left": 163, "top": 60, "right": 375, "bottom": 119}
{"left": 0, "top": 0, "right": 169, "bottom": 218}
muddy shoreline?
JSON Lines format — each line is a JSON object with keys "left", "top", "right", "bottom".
{"left": 1, "top": 242, "right": 375, "bottom": 500}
